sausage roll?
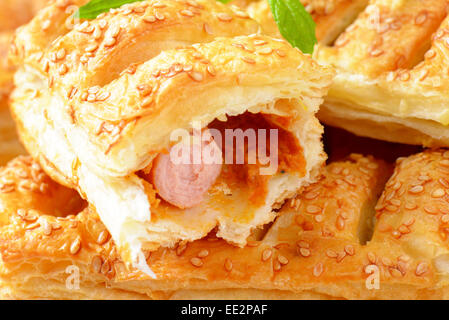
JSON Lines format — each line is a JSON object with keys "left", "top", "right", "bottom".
{"left": 10, "top": 0, "right": 334, "bottom": 274}
{"left": 316, "top": 0, "right": 449, "bottom": 147}
{"left": 3, "top": 152, "right": 449, "bottom": 300}
{"left": 230, "top": 0, "right": 369, "bottom": 45}
{"left": 0, "top": 0, "right": 48, "bottom": 165}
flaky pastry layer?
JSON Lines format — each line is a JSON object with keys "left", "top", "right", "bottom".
{"left": 3, "top": 151, "right": 449, "bottom": 299}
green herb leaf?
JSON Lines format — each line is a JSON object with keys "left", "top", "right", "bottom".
{"left": 268, "top": 0, "right": 317, "bottom": 54}
{"left": 216, "top": 0, "right": 233, "bottom": 3}
{"left": 76, "top": 0, "right": 145, "bottom": 20}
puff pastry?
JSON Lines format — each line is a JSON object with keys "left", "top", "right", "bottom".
{"left": 10, "top": 0, "right": 334, "bottom": 274}
{"left": 230, "top": 0, "right": 369, "bottom": 45}
{"left": 315, "top": 0, "right": 449, "bottom": 147}
{"left": 3, "top": 151, "right": 449, "bottom": 299}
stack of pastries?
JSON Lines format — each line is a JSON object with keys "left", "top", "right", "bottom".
{"left": 1, "top": 0, "right": 449, "bottom": 300}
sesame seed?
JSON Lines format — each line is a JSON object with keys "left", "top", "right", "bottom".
{"left": 97, "top": 230, "right": 109, "bottom": 245}
{"left": 254, "top": 40, "right": 267, "bottom": 46}
{"left": 206, "top": 65, "right": 216, "bottom": 76}
{"left": 389, "top": 267, "right": 403, "bottom": 278}
{"left": 403, "top": 217, "right": 415, "bottom": 226}
{"left": 278, "top": 255, "right": 289, "bottom": 265}
{"left": 424, "top": 206, "right": 438, "bottom": 215}
{"left": 299, "top": 247, "right": 311, "bottom": 257}
{"left": 203, "top": 23, "right": 213, "bottom": 35}
{"left": 109, "top": 25, "right": 121, "bottom": 37}
{"left": 190, "top": 257, "right": 203, "bottom": 267}
{"left": 313, "top": 263, "right": 323, "bottom": 277}
{"left": 104, "top": 37, "right": 117, "bottom": 47}
{"left": 297, "top": 240, "right": 309, "bottom": 248}
{"left": 155, "top": 12, "right": 165, "bottom": 20}
{"left": 241, "top": 57, "right": 255, "bottom": 64}
{"left": 85, "top": 44, "right": 99, "bottom": 52}
{"left": 415, "top": 262, "right": 428, "bottom": 276}
{"left": 306, "top": 205, "right": 321, "bottom": 214}
{"left": 344, "top": 245, "right": 355, "bottom": 256}
{"left": 370, "top": 48, "right": 384, "bottom": 57}
{"left": 70, "top": 237, "right": 81, "bottom": 255}
{"left": 180, "top": 9, "right": 194, "bottom": 17}
{"left": 415, "top": 11, "right": 428, "bottom": 25}
{"left": 188, "top": 71, "right": 203, "bottom": 82}
{"left": 262, "top": 249, "right": 272, "bottom": 261}
{"left": 224, "top": 258, "right": 233, "bottom": 272}
{"left": 258, "top": 47, "right": 273, "bottom": 55}
{"left": 326, "top": 249, "right": 338, "bottom": 258}
{"left": 409, "top": 185, "right": 424, "bottom": 194}
{"left": 197, "top": 249, "right": 209, "bottom": 258}
{"left": 144, "top": 15, "right": 157, "bottom": 23}
{"left": 432, "top": 188, "right": 445, "bottom": 198}
{"left": 217, "top": 13, "right": 233, "bottom": 22}
{"left": 275, "top": 49, "right": 286, "bottom": 57}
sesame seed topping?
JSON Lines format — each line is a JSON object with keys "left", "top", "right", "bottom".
{"left": 415, "top": 11, "right": 428, "bottom": 25}
{"left": 241, "top": 57, "right": 255, "bottom": 64}
{"left": 206, "top": 65, "right": 216, "bottom": 76}
{"left": 217, "top": 13, "right": 233, "bottom": 22}
{"left": 262, "top": 248, "right": 272, "bottom": 261}
{"left": 180, "top": 9, "right": 194, "bottom": 17}
{"left": 104, "top": 37, "right": 117, "bottom": 47}
{"left": 188, "top": 71, "right": 203, "bottom": 82}
{"left": 409, "top": 185, "right": 424, "bottom": 194}
{"left": 432, "top": 188, "right": 445, "bottom": 198}
{"left": 415, "top": 262, "right": 429, "bottom": 276}
{"left": 306, "top": 205, "right": 322, "bottom": 214}
{"left": 97, "top": 230, "right": 109, "bottom": 245}
{"left": 344, "top": 245, "right": 355, "bottom": 256}
{"left": 197, "top": 249, "right": 209, "bottom": 258}
{"left": 313, "top": 263, "right": 323, "bottom": 277}
{"left": 70, "top": 237, "right": 81, "bottom": 255}
{"left": 190, "top": 257, "right": 203, "bottom": 267}
{"left": 258, "top": 47, "right": 273, "bottom": 55}
{"left": 275, "top": 49, "right": 286, "bottom": 57}
{"left": 299, "top": 247, "right": 311, "bottom": 257}
{"left": 278, "top": 255, "right": 289, "bottom": 265}
{"left": 155, "top": 12, "right": 165, "bottom": 20}
{"left": 203, "top": 23, "right": 213, "bottom": 35}
{"left": 144, "top": 15, "right": 157, "bottom": 23}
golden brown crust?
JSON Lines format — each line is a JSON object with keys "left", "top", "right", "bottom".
{"left": 3, "top": 152, "right": 449, "bottom": 299}
{"left": 10, "top": 0, "right": 334, "bottom": 270}
{"left": 315, "top": 0, "right": 449, "bottom": 147}
{"left": 230, "top": 0, "right": 369, "bottom": 45}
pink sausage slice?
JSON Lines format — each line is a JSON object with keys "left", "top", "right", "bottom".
{"left": 151, "top": 132, "right": 222, "bottom": 209}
